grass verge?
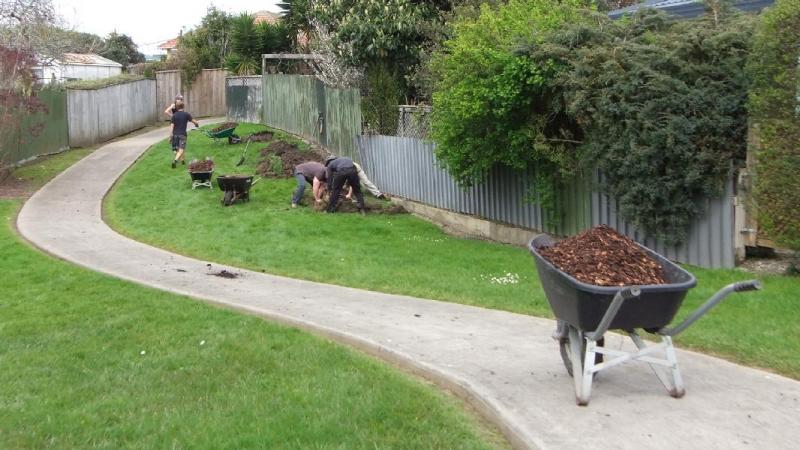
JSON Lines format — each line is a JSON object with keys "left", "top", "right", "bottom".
{"left": 2, "top": 156, "right": 506, "bottom": 448}
{"left": 105, "top": 123, "right": 800, "bottom": 380}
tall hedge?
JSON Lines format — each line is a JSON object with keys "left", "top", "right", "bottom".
{"left": 532, "top": 11, "right": 755, "bottom": 243}
{"left": 748, "top": 0, "right": 800, "bottom": 250}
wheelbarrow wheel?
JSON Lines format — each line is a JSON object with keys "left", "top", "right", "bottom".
{"left": 559, "top": 332, "right": 604, "bottom": 378}
{"left": 223, "top": 190, "right": 234, "bottom": 206}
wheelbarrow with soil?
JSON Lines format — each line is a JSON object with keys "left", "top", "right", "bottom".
{"left": 217, "top": 174, "right": 261, "bottom": 206}
{"left": 188, "top": 159, "right": 214, "bottom": 190}
{"left": 202, "top": 122, "right": 239, "bottom": 144}
{"left": 528, "top": 233, "right": 761, "bottom": 406}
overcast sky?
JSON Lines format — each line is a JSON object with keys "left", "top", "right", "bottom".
{"left": 53, "top": 0, "right": 282, "bottom": 54}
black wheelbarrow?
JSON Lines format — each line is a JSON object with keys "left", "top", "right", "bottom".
{"left": 529, "top": 234, "right": 761, "bottom": 406}
{"left": 217, "top": 174, "right": 254, "bottom": 206}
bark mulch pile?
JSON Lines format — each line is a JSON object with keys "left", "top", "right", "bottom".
{"left": 211, "top": 122, "right": 238, "bottom": 133}
{"left": 188, "top": 159, "right": 214, "bottom": 172}
{"left": 256, "top": 141, "right": 324, "bottom": 178}
{"left": 247, "top": 131, "right": 274, "bottom": 142}
{"left": 539, "top": 225, "right": 667, "bottom": 287}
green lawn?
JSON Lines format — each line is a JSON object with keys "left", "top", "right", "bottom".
{"left": 105, "top": 123, "right": 800, "bottom": 380}
{"left": 1, "top": 153, "right": 506, "bottom": 449}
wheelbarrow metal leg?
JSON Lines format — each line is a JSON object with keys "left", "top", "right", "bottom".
{"left": 629, "top": 332, "right": 685, "bottom": 398}
{"left": 568, "top": 326, "right": 591, "bottom": 406}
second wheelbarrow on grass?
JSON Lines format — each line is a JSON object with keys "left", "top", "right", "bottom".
{"left": 529, "top": 234, "right": 761, "bottom": 406}
{"left": 217, "top": 174, "right": 262, "bottom": 206}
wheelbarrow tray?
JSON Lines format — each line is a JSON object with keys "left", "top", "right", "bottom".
{"left": 529, "top": 234, "right": 696, "bottom": 332}
{"left": 189, "top": 170, "right": 213, "bottom": 181}
{"left": 217, "top": 174, "right": 252, "bottom": 192}
{"left": 205, "top": 127, "right": 236, "bottom": 139}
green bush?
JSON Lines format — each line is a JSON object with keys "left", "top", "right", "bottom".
{"left": 361, "top": 63, "right": 403, "bottom": 135}
{"left": 429, "top": 0, "right": 590, "bottom": 186}
{"left": 533, "top": 10, "right": 755, "bottom": 243}
{"left": 747, "top": 0, "right": 800, "bottom": 250}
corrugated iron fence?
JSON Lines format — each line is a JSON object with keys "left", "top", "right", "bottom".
{"left": 358, "top": 135, "right": 735, "bottom": 268}
{"left": 261, "top": 74, "right": 361, "bottom": 159}
{"left": 226, "top": 76, "right": 262, "bottom": 123}
{"left": 1, "top": 89, "right": 69, "bottom": 169}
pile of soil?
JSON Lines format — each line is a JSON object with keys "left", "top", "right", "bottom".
{"left": 256, "top": 141, "right": 323, "bottom": 178}
{"left": 247, "top": 131, "right": 273, "bottom": 142}
{"left": 211, "top": 122, "right": 238, "bottom": 133}
{"left": 188, "top": 159, "right": 213, "bottom": 172}
{"left": 539, "top": 225, "right": 666, "bottom": 287}
{"left": 313, "top": 197, "right": 407, "bottom": 215}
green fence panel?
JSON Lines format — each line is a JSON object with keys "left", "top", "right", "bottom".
{"left": 1, "top": 89, "right": 68, "bottom": 168}
{"left": 324, "top": 86, "right": 362, "bottom": 160}
{"left": 262, "top": 75, "right": 323, "bottom": 144}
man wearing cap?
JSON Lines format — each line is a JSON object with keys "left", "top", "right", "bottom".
{"left": 325, "top": 155, "right": 365, "bottom": 214}
{"left": 291, "top": 161, "right": 327, "bottom": 208}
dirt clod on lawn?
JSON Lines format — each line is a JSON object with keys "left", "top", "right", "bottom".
{"left": 211, "top": 122, "right": 238, "bottom": 133}
{"left": 539, "top": 225, "right": 666, "bottom": 287}
{"left": 256, "top": 141, "right": 324, "bottom": 178}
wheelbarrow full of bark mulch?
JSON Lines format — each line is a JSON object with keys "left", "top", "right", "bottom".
{"left": 528, "top": 226, "right": 761, "bottom": 406}
{"left": 217, "top": 174, "right": 260, "bottom": 206}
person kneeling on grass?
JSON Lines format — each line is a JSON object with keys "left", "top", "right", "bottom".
{"left": 292, "top": 161, "right": 327, "bottom": 208}
{"left": 325, "top": 155, "right": 365, "bottom": 215}
{"left": 170, "top": 102, "right": 199, "bottom": 168}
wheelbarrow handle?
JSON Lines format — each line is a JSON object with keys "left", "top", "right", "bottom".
{"left": 660, "top": 280, "right": 762, "bottom": 337}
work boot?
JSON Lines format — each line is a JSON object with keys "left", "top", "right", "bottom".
{"left": 171, "top": 160, "right": 176, "bottom": 169}
{"left": 359, "top": 208, "right": 366, "bottom": 216}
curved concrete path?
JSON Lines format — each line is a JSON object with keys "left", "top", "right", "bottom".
{"left": 17, "top": 123, "right": 800, "bottom": 450}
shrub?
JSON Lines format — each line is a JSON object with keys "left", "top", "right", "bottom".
{"left": 747, "top": 0, "right": 800, "bottom": 250}
{"left": 429, "top": 0, "right": 590, "bottom": 186}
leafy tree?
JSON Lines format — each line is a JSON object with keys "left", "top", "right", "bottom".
{"left": 429, "top": 0, "right": 590, "bottom": 186}
{"left": 224, "top": 13, "right": 292, "bottom": 75}
{"left": 100, "top": 32, "right": 144, "bottom": 67}
{"left": 176, "top": 6, "right": 232, "bottom": 84}
{"left": 747, "top": 0, "right": 800, "bottom": 250}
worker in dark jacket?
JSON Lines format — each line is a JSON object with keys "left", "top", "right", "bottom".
{"left": 325, "top": 155, "right": 365, "bottom": 214}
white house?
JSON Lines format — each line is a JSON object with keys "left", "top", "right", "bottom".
{"left": 35, "top": 53, "right": 123, "bottom": 84}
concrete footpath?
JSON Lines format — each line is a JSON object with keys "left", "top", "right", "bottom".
{"left": 17, "top": 122, "right": 800, "bottom": 450}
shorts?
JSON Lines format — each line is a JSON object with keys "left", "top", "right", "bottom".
{"left": 171, "top": 135, "right": 187, "bottom": 151}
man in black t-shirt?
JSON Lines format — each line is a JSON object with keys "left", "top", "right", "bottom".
{"left": 169, "top": 103, "right": 199, "bottom": 168}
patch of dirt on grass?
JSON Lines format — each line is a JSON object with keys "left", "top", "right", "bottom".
{"left": 0, "top": 173, "right": 32, "bottom": 199}
{"left": 312, "top": 196, "right": 407, "bottom": 215}
{"left": 247, "top": 131, "right": 273, "bottom": 142}
{"left": 256, "top": 141, "right": 324, "bottom": 177}
{"left": 539, "top": 225, "right": 666, "bottom": 287}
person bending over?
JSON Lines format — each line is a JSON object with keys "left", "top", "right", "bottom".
{"left": 325, "top": 155, "right": 364, "bottom": 214}
{"left": 292, "top": 161, "right": 327, "bottom": 208}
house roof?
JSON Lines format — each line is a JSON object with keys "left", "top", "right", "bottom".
{"left": 61, "top": 53, "right": 123, "bottom": 67}
{"left": 608, "top": 0, "right": 775, "bottom": 19}
{"left": 158, "top": 38, "right": 179, "bottom": 50}
{"left": 254, "top": 10, "right": 280, "bottom": 24}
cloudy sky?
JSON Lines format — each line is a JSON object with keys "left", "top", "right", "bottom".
{"left": 53, "top": 0, "right": 282, "bottom": 54}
